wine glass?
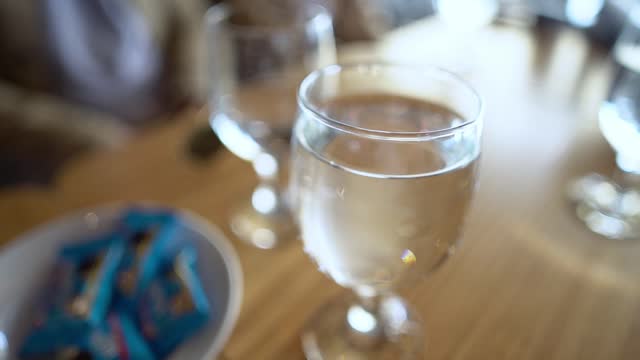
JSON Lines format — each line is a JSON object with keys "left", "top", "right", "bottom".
{"left": 290, "top": 63, "right": 483, "bottom": 359}
{"left": 568, "top": 5, "right": 640, "bottom": 240}
{"left": 206, "top": 3, "right": 336, "bottom": 249}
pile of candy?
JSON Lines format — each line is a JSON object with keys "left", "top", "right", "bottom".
{"left": 20, "top": 208, "right": 210, "bottom": 360}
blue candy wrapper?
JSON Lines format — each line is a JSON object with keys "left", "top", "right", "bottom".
{"left": 121, "top": 208, "right": 174, "bottom": 234}
{"left": 116, "top": 216, "right": 186, "bottom": 310}
{"left": 19, "top": 317, "right": 88, "bottom": 359}
{"left": 20, "top": 238, "right": 125, "bottom": 358}
{"left": 68, "top": 238, "right": 127, "bottom": 326}
{"left": 138, "top": 247, "right": 210, "bottom": 357}
{"left": 115, "top": 229, "right": 159, "bottom": 309}
{"left": 20, "top": 346, "right": 92, "bottom": 360}
{"left": 87, "top": 313, "right": 155, "bottom": 360}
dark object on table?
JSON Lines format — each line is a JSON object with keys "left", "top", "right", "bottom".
{"left": 186, "top": 125, "right": 222, "bottom": 161}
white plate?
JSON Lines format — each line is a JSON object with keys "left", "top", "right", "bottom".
{"left": 0, "top": 205, "right": 243, "bottom": 360}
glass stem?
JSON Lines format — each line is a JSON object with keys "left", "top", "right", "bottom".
{"left": 252, "top": 151, "right": 286, "bottom": 215}
{"left": 345, "top": 292, "right": 385, "bottom": 349}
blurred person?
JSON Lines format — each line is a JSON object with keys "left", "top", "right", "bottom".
{"left": 44, "top": 0, "right": 211, "bottom": 122}
{"left": 0, "top": 0, "right": 211, "bottom": 186}
{"left": 0, "top": 0, "right": 434, "bottom": 123}
{"left": 0, "top": 0, "right": 210, "bottom": 123}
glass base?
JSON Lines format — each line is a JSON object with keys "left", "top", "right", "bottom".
{"left": 302, "top": 295, "right": 424, "bottom": 360}
{"left": 229, "top": 201, "right": 295, "bottom": 249}
{"left": 568, "top": 173, "right": 640, "bottom": 239}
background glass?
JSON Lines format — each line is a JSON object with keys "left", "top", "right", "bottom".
{"left": 569, "top": 4, "right": 640, "bottom": 239}
{"left": 291, "top": 63, "right": 483, "bottom": 359}
{"left": 206, "top": 3, "right": 336, "bottom": 249}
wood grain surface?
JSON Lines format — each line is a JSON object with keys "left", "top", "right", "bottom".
{"left": 2, "top": 19, "right": 640, "bottom": 359}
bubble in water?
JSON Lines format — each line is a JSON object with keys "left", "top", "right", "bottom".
{"left": 401, "top": 249, "right": 416, "bottom": 265}
{"left": 336, "top": 187, "right": 345, "bottom": 199}
{"left": 348, "top": 139, "right": 362, "bottom": 152}
{"left": 395, "top": 224, "right": 417, "bottom": 238}
{"left": 448, "top": 245, "right": 457, "bottom": 256}
{"left": 460, "top": 178, "right": 471, "bottom": 190}
{"left": 374, "top": 268, "right": 392, "bottom": 283}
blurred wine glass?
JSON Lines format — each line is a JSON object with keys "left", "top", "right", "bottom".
{"left": 291, "top": 63, "right": 483, "bottom": 359}
{"left": 206, "top": 3, "right": 336, "bottom": 249}
{"left": 569, "top": 4, "right": 640, "bottom": 239}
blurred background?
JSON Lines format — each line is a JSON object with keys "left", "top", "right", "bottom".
{"left": 0, "top": 0, "right": 636, "bottom": 188}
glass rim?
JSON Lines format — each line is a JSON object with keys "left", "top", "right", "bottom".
{"left": 297, "top": 63, "right": 484, "bottom": 140}
{"left": 205, "top": 2, "right": 331, "bottom": 36}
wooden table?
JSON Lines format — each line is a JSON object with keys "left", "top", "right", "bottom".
{"left": 2, "top": 19, "right": 640, "bottom": 359}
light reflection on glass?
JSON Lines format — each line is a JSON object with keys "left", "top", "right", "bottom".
{"left": 251, "top": 228, "right": 277, "bottom": 249}
{"left": 381, "top": 297, "right": 409, "bottom": 334}
{"left": 565, "top": 0, "right": 605, "bottom": 28}
{"left": 253, "top": 153, "right": 278, "bottom": 179}
{"left": 347, "top": 306, "right": 378, "bottom": 334}
{"left": 252, "top": 186, "right": 277, "bottom": 214}
{"left": 0, "top": 332, "right": 7, "bottom": 360}
{"left": 434, "top": 0, "right": 499, "bottom": 29}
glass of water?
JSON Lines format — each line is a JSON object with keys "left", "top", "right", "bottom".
{"left": 291, "top": 63, "right": 483, "bottom": 359}
{"left": 569, "top": 5, "right": 640, "bottom": 239}
{"left": 206, "top": 3, "right": 336, "bottom": 249}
